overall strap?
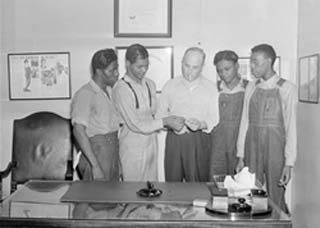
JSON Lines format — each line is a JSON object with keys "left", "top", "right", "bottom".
{"left": 145, "top": 82, "right": 152, "bottom": 108}
{"left": 277, "top": 78, "right": 286, "bottom": 87}
{"left": 122, "top": 78, "right": 139, "bottom": 109}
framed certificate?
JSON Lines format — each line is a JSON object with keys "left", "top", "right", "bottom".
{"left": 114, "top": 0, "right": 172, "bottom": 37}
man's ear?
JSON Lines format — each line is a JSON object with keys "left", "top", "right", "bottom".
{"left": 96, "top": 68, "right": 103, "bottom": 76}
{"left": 267, "top": 57, "right": 273, "bottom": 65}
{"left": 235, "top": 62, "right": 240, "bottom": 70}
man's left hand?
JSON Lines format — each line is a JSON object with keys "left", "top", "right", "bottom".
{"left": 185, "top": 118, "right": 202, "bottom": 131}
{"left": 278, "top": 165, "right": 292, "bottom": 187}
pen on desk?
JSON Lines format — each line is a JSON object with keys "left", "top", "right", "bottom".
{"left": 212, "top": 177, "right": 222, "bottom": 191}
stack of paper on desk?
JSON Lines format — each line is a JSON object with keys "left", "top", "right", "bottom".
{"left": 224, "top": 167, "right": 256, "bottom": 197}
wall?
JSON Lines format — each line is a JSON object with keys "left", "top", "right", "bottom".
{"left": 0, "top": 1, "right": 4, "bottom": 165}
{"left": 1, "top": 0, "right": 298, "bottom": 199}
{"left": 292, "top": 0, "right": 320, "bottom": 227}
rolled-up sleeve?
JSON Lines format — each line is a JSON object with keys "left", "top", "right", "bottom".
{"left": 71, "top": 90, "right": 92, "bottom": 127}
{"left": 282, "top": 84, "right": 298, "bottom": 166}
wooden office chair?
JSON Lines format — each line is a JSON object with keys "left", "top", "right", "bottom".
{"left": 0, "top": 112, "right": 74, "bottom": 199}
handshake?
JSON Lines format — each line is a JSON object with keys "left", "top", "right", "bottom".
{"left": 163, "top": 116, "right": 205, "bottom": 132}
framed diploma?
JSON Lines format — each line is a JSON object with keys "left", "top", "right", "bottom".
{"left": 114, "top": 0, "right": 172, "bottom": 37}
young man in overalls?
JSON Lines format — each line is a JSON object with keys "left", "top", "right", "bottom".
{"left": 236, "top": 44, "right": 297, "bottom": 213}
{"left": 210, "top": 50, "right": 248, "bottom": 177}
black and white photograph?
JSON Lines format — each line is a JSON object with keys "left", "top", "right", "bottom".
{"left": 0, "top": 0, "right": 319, "bottom": 227}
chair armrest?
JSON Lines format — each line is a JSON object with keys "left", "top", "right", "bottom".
{"left": 0, "top": 162, "right": 16, "bottom": 180}
{"left": 0, "top": 162, "right": 16, "bottom": 201}
{"left": 65, "top": 160, "right": 73, "bottom": 181}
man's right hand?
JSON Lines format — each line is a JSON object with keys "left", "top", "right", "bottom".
{"left": 235, "top": 157, "right": 244, "bottom": 173}
{"left": 163, "top": 116, "right": 185, "bottom": 132}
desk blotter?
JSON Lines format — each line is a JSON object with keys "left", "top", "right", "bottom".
{"left": 61, "top": 181, "right": 211, "bottom": 204}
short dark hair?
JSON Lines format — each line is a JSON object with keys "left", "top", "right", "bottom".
{"left": 213, "top": 50, "right": 238, "bottom": 65}
{"left": 125, "top": 43, "right": 149, "bottom": 64}
{"left": 251, "top": 44, "right": 277, "bottom": 66}
{"left": 91, "top": 48, "right": 117, "bottom": 75}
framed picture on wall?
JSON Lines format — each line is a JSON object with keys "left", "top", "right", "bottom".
{"left": 298, "top": 54, "right": 319, "bottom": 104}
{"left": 236, "top": 56, "right": 281, "bottom": 81}
{"left": 8, "top": 52, "right": 71, "bottom": 100}
{"left": 114, "top": 0, "right": 172, "bottom": 37}
{"left": 116, "top": 46, "right": 173, "bottom": 92}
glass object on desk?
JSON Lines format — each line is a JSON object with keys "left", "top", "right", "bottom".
{"left": 0, "top": 180, "right": 291, "bottom": 226}
{"left": 207, "top": 175, "right": 270, "bottom": 217}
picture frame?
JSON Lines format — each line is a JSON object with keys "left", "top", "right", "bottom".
{"left": 8, "top": 52, "right": 71, "bottom": 100}
{"left": 237, "top": 56, "right": 281, "bottom": 81}
{"left": 298, "top": 54, "right": 319, "bottom": 104}
{"left": 114, "top": 0, "right": 172, "bottom": 38}
{"left": 116, "top": 46, "right": 173, "bottom": 92}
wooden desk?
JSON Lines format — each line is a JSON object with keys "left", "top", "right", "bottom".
{"left": 0, "top": 180, "right": 292, "bottom": 228}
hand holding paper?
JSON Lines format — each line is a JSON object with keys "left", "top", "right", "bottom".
{"left": 185, "top": 118, "right": 206, "bottom": 131}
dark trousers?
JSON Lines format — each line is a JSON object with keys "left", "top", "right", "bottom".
{"left": 165, "top": 130, "right": 211, "bottom": 182}
{"left": 77, "top": 131, "right": 120, "bottom": 181}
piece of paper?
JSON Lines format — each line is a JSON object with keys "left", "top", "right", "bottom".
{"left": 223, "top": 167, "right": 256, "bottom": 196}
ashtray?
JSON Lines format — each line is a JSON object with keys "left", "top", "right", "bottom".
{"left": 136, "top": 181, "right": 162, "bottom": 198}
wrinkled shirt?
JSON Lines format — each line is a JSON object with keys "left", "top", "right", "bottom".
{"left": 157, "top": 76, "right": 219, "bottom": 134}
{"left": 218, "top": 78, "right": 247, "bottom": 94}
{"left": 236, "top": 74, "right": 298, "bottom": 166}
{"left": 112, "top": 75, "right": 163, "bottom": 135}
{"left": 71, "top": 80, "right": 121, "bottom": 137}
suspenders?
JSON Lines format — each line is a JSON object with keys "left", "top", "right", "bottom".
{"left": 121, "top": 78, "right": 152, "bottom": 109}
{"left": 276, "top": 78, "right": 286, "bottom": 87}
